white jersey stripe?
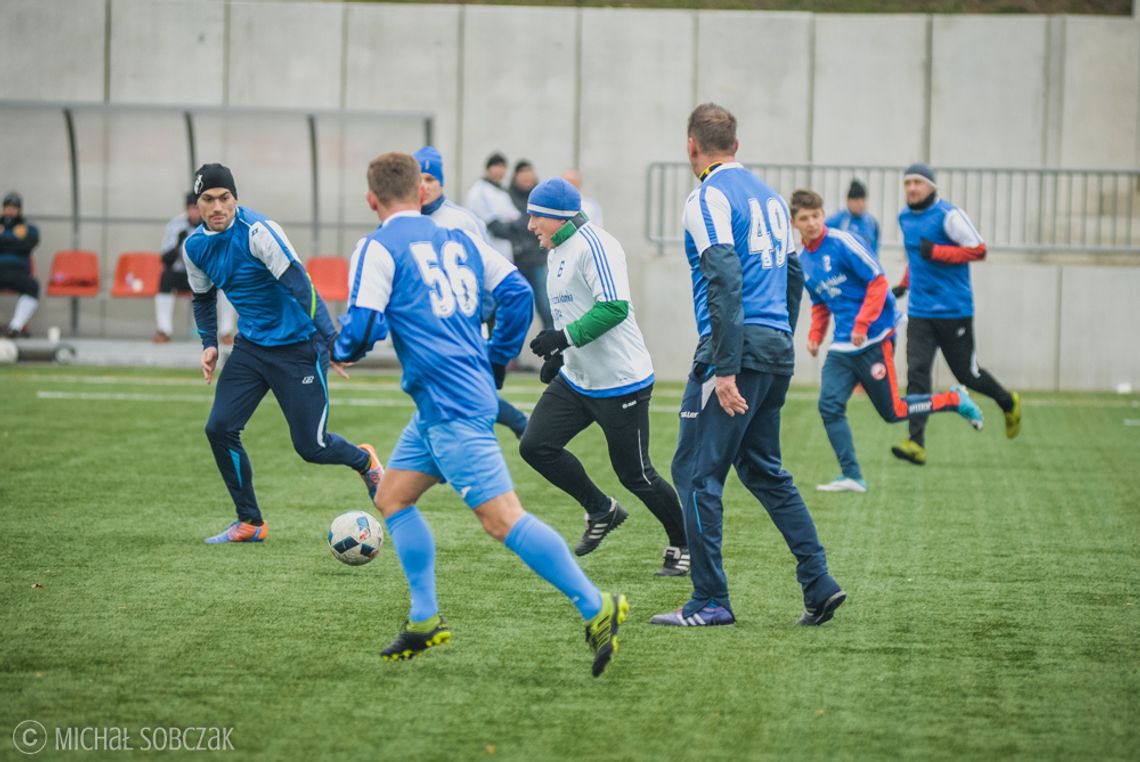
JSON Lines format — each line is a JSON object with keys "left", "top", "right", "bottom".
{"left": 830, "top": 229, "right": 881, "bottom": 276}
{"left": 581, "top": 225, "right": 617, "bottom": 300}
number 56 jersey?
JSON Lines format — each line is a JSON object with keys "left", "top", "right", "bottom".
{"left": 682, "top": 162, "right": 796, "bottom": 337}
{"left": 339, "top": 210, "right": 532, "bottom": 426}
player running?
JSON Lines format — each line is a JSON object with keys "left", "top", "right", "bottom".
{"left": 519, "top": 177, "right": 689, "bottom": 576}
{"left": 332, "top": 152, "right": 627, "bottom": 677}
{"left": 790, "top": 189, "right": 983, "bottom": 493}
{"left": 891, "top": 163, "right": 1021, "bottom": 465}
{"left": 183, "top": 163, "right": 382, "bottom": 544}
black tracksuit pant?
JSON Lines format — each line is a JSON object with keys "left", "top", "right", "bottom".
{"left": 906, "top": 316, "right": 1014, "bottom": 446}
{"left": 519, "top": 375, "right": 687, "bottom": 548}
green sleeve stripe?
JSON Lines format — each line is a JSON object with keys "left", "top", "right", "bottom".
{"left": 566, "top": 300, "right": 629, "bottom": 347}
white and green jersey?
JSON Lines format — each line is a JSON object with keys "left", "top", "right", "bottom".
{"left": 546, "top": 220, "right": 654, "bottom": 397}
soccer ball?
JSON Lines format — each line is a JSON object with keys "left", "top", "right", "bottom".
{"left": 328, "top": 510, "right": 384, "bottom": 566}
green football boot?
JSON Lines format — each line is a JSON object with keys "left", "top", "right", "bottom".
{"left": 1004, "top": 391, "right": 1021, "bottom": 439}
{"left": 585, "top": 592, "right": 629, "bottom": 678}
{"left": 381, "top": 614, "right": 451, "bottom": 662}
{"left": 891, "top": 438, "right": 927, "bottom": 466}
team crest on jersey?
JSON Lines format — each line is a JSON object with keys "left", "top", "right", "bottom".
{"left": 302, "top": 375, "right": 315, "bottom": 385}
{"left": 870, "top": 363, "right": 887, "bottom": 381}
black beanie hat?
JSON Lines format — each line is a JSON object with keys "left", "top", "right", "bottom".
{"left": 184, "top": 191, "right": 198, "bottom": 207}
{"left": 485, "top": 152, "right": 507, "bottom": 170}
{"left": 847, "top": 180, "right": 867, "bottom": 200}
{"left": 193, "top": 163, "right": 238, "bottom": 200}
{"left": 3, "top": 192, "right": 22, "bottom": 208}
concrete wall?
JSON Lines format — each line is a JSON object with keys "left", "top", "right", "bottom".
{"left": 0, "top": 0, "right": 1137, "bottom": 391}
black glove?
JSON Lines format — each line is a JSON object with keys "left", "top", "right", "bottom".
{"left": 919, "top": 238, "right": 935, "bottom": 260}
{"left": 530, "top": 329, "right": 570, "bottom": 359}
{"left": 539, "top": 354, "right": 564, "bottom": 384}
{"left": 891, "top": 284, "right": 908, "bottom": 299}
{"left": 491, "top": 362, "right": 506, "bottom": 390}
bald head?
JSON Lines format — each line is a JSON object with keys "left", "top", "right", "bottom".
{"left": 561, "top": 169, "right": 583, "bottom": 190}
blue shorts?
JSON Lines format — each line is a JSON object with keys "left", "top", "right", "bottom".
{"left": 388, "top": 414, "right": 514, "bottom": 509}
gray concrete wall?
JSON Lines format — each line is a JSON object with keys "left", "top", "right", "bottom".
{"left": 0, "top": 0, "right": 1137, "bottom": 391}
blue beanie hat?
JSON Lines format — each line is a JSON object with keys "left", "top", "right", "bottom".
{"left": 903, "top": 162, "right": 936, "bottom": 189}
{"left": 414, "top": 146, "right": 444, "bottom": 188}
{"left": 526, "top": 178, "right": 581, "bottom": 219}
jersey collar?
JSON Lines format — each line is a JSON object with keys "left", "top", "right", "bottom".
{"left": 422, "top": 194, "right": 445, "bottom": 216}
{"left": 698, "top": 161, "right": 743, "bottom": 182}
{"left": 385, "top": 209, "right": 422, "bottom": 223}
{"left": 550, "top": 212, "right": 590, "bottom": 248}
{"left": 803, "top": 225, "right": 828, "bottom": 253}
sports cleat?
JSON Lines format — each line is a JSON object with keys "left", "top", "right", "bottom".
{"left": 816, "top": 476, "right": 868, "bottom": 493}
{"left": 798, "top": 590, "right": 847, "bottom": 626}
{"left": 1004, "top": 391, "right": 1021, "bottom": 439}
{"left": 204, "top": 520, "right": 267, "bottom": 544}
{"left": 649, "top": 604, "right": 736, "bottom": 627}
{"left": 656, "top": 546, "right": 690, "bottom": 577}
{"left": 573, "top": 498, "right": 628, "bottom": 556}
{"left": 380, "top": 615, "right": 451, "bottom": 662}
{"left": 891, "top": 438, "right": 927, "bottom": 466}
{"left": 953, "top": 386, "right": 984, "bottom": 431}
{"left": 359, "top": 443, "right": 384, "bottom": 501}
{"left": 585, "top": 592, "right": 628, "bottom": 677}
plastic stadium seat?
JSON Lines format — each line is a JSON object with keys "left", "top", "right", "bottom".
{"left": 307, "top": 256, "right": 349, "bottom": 303}
{"left": 111, "top": 252, "right": 163, "bottom": 298}
{"left": 46, "top": 250, "right": 100, "bottom": 297}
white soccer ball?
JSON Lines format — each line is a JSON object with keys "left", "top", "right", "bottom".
{"left": 0, "top": 338, "right": 16, "bottom": 364}
{"left": 328, "top": 510, "right": 384, "bottom": 566}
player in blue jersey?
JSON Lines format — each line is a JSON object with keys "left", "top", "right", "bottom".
{"left": 331, "top": 153, "right": 627, "bottom": 677}
{"left": 791, "top": 189, "right": 983, "bottom": 493}
{"left": 650, "top": 104, "right": 844, "bottom": 629}
{"left": 891, "top": 163, "right": 1021, "bottom": 466}
{"left": 413, "top": 145, "right": 529, "bottom": 438}
{"left": 825, "top": 179, "right": 880, "bottom": 254}
{"left": 182, "top": 164, "right": 383, "bottom": 544}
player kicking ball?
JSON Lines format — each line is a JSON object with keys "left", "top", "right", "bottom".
{"left": 790, "top": 189, "right": 983, "bottom": 493}
{"left": 332, "top": 152, "right": 627, "bottom": 677}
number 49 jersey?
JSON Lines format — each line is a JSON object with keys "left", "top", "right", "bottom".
{"left": 343, "top": 210, "right": 525, "bottom": 426}
{"left": 682, "top": 162, "right": 797, "bottom": 337}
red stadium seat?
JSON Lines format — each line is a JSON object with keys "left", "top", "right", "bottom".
{"left": 110, "top": 252, "right": 163, "bottom": 298}
{"left": 307, "top": 256, "right": 349, "bottom": 303}
{"left": 46, "top": 250, "right": 100, "bottom": 297}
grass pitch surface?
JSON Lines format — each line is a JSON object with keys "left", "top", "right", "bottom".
{"left": 2, "top": 365, "right": 1137, "bottom": 760}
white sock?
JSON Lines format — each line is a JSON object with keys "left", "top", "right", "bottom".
{"left": 9, "top": 295, "right": 38, "bottom": 331}
{"left": 155, "top": 293, "right": 175, "bottom": 336}
{"left": 217, "top": 291, "right": 236, "bottom": 335}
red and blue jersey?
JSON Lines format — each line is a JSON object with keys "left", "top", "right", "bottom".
{"left": 682, "top": 162, "right": 796, "bottom": 337}
{"left": 898, "top": 198, "right": 985, "bottom": 319}
{"left": 801, "top": 227, "right": 898, "bottom": 354}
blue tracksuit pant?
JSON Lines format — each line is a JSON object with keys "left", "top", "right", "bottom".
{"left": 205, "top": 335, "right": 369, "bottom": 522}
{"left": 819, "top": 338, "right": 960, "bottom": 481}
{"left": 672, "top": 368, "right": 838, "bottom": 617}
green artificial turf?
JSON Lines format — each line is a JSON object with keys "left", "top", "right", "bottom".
{"left": 1, "top": 365, "right": 1137, "bottom": 760}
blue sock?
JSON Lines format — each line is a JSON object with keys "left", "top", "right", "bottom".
{"left": 385, "top": 506, "right": 438, "bottom": 622}
{"left": 504, "top": 513, "right": 602, "bottom": 620}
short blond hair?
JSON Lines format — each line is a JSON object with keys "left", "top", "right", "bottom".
{"left": 367, "top": 152, "right": 421, "bottom": 205}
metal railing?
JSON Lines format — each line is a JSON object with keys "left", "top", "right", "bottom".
{"left": 646, "top": 162, "right": 1140, "bottom": 255}
{"left": 0, "top": 100, "right": 434, "bottom": 256}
